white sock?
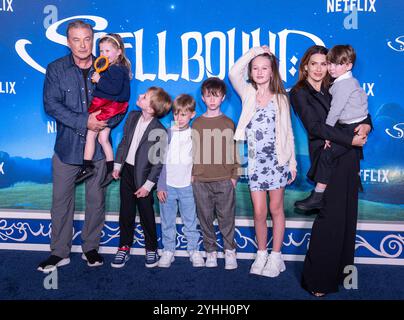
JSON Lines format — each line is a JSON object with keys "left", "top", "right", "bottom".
{"left": 270, "top": 251, "right": 282, "bottom": 259}
{"left": 257, "top": 250, "right": 268, "bottom": 256}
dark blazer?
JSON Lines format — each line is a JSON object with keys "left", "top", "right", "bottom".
{"left": 115, "top": 111, "right": 167, "bottom": 189}
{"left": 289, "top": 80, "right": 371, "bottom": 180}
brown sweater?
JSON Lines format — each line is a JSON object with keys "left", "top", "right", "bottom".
{"left": 192, "top": 114, "right": 240, "bottom": 182}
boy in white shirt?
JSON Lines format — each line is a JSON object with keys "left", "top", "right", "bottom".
{"left": 157, "top": 94, "right": 205, "bottom": 268}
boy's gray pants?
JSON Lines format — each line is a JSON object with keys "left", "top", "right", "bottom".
{"left": 50, "top": 154, "right": 106, "bottom": 258}
{"left": 192, "top": 179, "right": 236, "bottom": 253}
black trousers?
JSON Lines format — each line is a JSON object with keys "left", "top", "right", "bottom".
{"left": 302, "top": 148, "right": 361, "bottom": 294}
{"left": 119, "top": 163, "right": 157, "bottom": 251}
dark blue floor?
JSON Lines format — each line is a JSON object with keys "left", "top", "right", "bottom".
{"left": 1, "top": 249, "right": 403, "bottom": 300}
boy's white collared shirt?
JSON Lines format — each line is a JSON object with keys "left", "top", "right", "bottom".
{"left": 333, "top": 70, "right": 353, "bottom": 83}
{"left": 166, "top": 127, "right": 193, "bottom": 188}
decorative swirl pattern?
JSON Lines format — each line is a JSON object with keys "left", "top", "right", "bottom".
{"left": 356, "top": 234, "right": 404, "bottom": 258}
{"left": 0, "top": 218, "right": 402, "bottom": 262}
{"left": 0, "top": 220, "right": 50, "bottom": 242}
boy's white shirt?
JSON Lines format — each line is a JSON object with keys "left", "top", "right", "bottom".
{"left": 166, "top": 127, "right": 193, "bottom": 188}
{"left": 333, "top": 70, "right": 353, "bottom": 83}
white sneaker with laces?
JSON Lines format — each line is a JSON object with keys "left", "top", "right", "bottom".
{"left": 205, "top": 251, "right": 218, "bottom": 268}
{"left": 189, "top": 250, "right": 205, "bottom": 267}
{"left": 224, "top": 249, "right": 238, "bottom": 270}
{"left": 158, "top": 250, "right": 175, "bottom": 268}
{"left": 262, "top": 253, "right": 286, "bottom": 278}
{"left": 249, "top": 250, "right": 268, "bottom": 275}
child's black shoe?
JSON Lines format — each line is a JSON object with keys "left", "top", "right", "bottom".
{"left": 294, "top": 190, "right": 324, "bottom": 211}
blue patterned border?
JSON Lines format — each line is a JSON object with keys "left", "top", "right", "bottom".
{"left": 1, "top": 213, "right": 403, "bottom": 264}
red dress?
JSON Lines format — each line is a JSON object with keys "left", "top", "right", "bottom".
{"left": 88, "top": 97, "right": 128, "bottom": 121}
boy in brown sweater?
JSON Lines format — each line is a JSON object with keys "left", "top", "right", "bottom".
{"left": 192, "top": 77, "right": 240, "bottom": 270}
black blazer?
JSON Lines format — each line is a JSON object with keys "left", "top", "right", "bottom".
{"left": 115, "top": 111, "right": 167, "bottom": 189}
{"left": 289, "top": 80, "right": 371, "bottom": 179}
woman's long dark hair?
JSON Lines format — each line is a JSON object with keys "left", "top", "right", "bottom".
{"left": 295, "top": 45, "right": 330, "bottom": 90}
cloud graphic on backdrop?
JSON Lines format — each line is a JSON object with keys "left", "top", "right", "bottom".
{"left": 15, "top": 15, "right": 108, "bottom": 74}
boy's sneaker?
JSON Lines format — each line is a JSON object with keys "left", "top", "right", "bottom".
{"left": 262, "top": 253, "right": 286, "bottom": 278}
{"left": 81, "top": 249, "right": 104, "bottom": 267}
{"left": 75, "top": 165, "right": 95, "bottom": 184}
{"left": 205, "top": 251, "right": 218, "bottom": 268}
{"left": 189, "top": 250, "right": 205, "bottom": 267}
{"left": 111, "top": 246, "right": 130, "bottom": 268}
{"left": 145, "top": 250, "right": 159, "bottom": 268}
{"left": 158, "top": 251, "right": 175, "bottom": 268}
{"left": 250, "top": 250, "right": 268, "bottom": 275}
{"left": 224, "top": 249, "right": 238, "bottom": 270}
{"left": 37, "top": 255, "right": 70, "bottom": 273}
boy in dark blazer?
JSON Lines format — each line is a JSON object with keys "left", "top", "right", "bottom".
{"left": 111, "top": 87, "right": 171, "bottom": 268}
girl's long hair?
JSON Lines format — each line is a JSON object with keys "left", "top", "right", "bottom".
{"left": 248, "top": 53, "right": 288, "bottom": 109}
{"left": 99, "top": 33, "right": 133, "bottom": 80}
{"left": 295, "top": 45, "right": 330, "bottom": 90}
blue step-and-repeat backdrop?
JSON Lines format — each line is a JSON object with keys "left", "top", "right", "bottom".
{"left": 0, "top": 0, "right": 403, "bottom": 221}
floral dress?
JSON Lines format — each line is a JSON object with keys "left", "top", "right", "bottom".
{"left": 246, "top": 101, "right": 289, "bottom": 191}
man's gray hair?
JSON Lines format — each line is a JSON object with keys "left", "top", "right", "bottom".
{"left": 66, "top": 20, "right": 94, "bottom": 38}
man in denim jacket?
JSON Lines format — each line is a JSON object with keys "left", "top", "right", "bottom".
{"left": 38, "top": 20, "right": 123, "bottom": 272}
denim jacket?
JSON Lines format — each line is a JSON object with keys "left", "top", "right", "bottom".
{"left": 43, "top": 54, "right": 124, "bottom": 165}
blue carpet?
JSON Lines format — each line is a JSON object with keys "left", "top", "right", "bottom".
{"left": 0, "top": 249, "right": 403, "bottom": 300}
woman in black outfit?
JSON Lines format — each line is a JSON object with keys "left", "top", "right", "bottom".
{"left": 289, "top": 45, "right": 372, "bottom": 296}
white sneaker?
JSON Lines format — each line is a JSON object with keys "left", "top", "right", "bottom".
{"left": 189, "top": 250, "right": 205, "bottom": 267}
{"left": 205, "top": 251, "right": 218, "bottom": 268}
{"left": 262, "top": 254, "right": 286, "bottom": 278}
{"left": 224, "top": 249, "right": 238, "bottom": 270}
{"left": 158, "top": 250, "right": 175, "bottom": 268}
{"left": 249, "top": 250, "right": 268, "bottom": 275}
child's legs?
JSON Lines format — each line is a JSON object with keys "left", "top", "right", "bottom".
{"left": 177, "top": 185, "right": 200, "bottom": 252}
{"left": 119, "top": 163, "right": 137, "bottom": 247}
{"left": 313, "top": 148, "right": 335, "bottom": 186}
{"left": 84, "top": 129, "right": 98, "bottom": 161}
{"left": 329, "top": 143, "right": 351, "bottom": 161}
{"left": 268, "top": 188, "right": 286, "bottom": 253}
{"left": 137, "top": 192, "right": 158, "bottom": 251}
{"left": 214, "top": 180, "right": 236, "bottom": 251}
{"left": 98, "top": 127, "right": 113, "bottom": 162}
{"left": 160, "top": 185, "right": 179, "bottom": 252}
{"left": 250, "top": 191, "right": 268, "bottom": 251}
{"left": 192, "top": 181, "right": 217, "bottom": 253}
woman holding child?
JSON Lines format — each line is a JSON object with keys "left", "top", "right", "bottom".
{"left": 289, "top": 45, "right": 372, "bottom": 296}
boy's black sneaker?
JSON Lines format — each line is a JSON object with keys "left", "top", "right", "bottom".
{"left": 111, "top": 246, "right": 130, "bottom": 268}
{"left": 75, "top": 165, "right": 95, "bottom": 184}
{"left": 82, "top": 249, "right": 104, "bottom": 267}
{"left": 145, "top": 250, "right": 159, "bottom": 268}
{"left": 37, "top": 255, "right": 70, "bottom": 273}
